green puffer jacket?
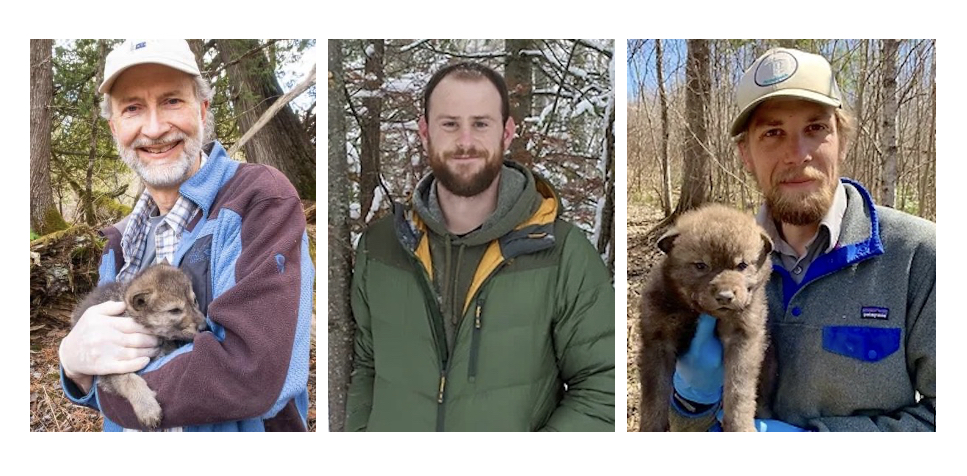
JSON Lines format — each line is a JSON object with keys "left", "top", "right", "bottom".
{"left": 346, "top": 163, "right": 615, "bottom": 431}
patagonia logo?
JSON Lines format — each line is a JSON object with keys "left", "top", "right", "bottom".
{"left": 861, "top": 306, "right": 889, "bottom": 320}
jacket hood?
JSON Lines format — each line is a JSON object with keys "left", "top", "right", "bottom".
{"left": 410, "top": 160, "right": 559, "bottom": 246}
{"left": 396, "top": 161, "right": 561, "bottom": 316}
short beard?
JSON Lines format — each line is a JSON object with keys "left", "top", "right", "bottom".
{"left": 427, "top": 142, "right": 503, "bottom": 197}
{"left": 766, "top": 167, "right": 835, "bottom": 226}
{"left": 117, "top": 129, "right": 202, "bottom": 188}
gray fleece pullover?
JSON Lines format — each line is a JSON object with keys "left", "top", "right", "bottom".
{"left": 671, "top": 179, "right": 936, "bottom": 431}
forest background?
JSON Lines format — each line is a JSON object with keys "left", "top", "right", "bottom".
{"left": 28, "top": 38, "right": 317, "bottom": 431}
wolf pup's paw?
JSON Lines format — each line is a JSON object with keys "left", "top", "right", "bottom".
{"left": 133, "top": 395, "right": 163, "bottom": 429}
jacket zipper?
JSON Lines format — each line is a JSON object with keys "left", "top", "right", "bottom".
{"left": 409, "top": 245, "right": 512, "bottom": 431}
{"left": 404, "top": 251, "right": 450, "bottom": 431}
{"left": 468, "top": 297, "right": 484, "bottom": 382}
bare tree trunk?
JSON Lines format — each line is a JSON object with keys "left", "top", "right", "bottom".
{"left": 217, "top": 39, "right": 315, "bottom": 199}
{"left": 675, "top": 39, "right": 711, "bottom": 215}
{"left": 597, "top": 96, "right": 615, "bottom": 276}
{"left": 505, "top": 39, "right": 533, "bottom": 166}
{"left": 327, "top": 40, "right": 354, "bottom": 432}
{"left": 30, "top": 39, "right": 62, "bottom": 235}
{"left": 879, "top": 39, "right": 899, "bottom": 208}
{"left": 655, "top": 39, "right": 672, "bottom": 217}
{"left": 83, "top": 40, "right": 107, "bottom": 226}
{"left": 922, "top": 46, "right": 936, "bottom": 220}
{"left": 847, "top": 40, "right": 868, "bottom": 183}
{"left": 359, "top": 39, "right": 385, "bottom": 218}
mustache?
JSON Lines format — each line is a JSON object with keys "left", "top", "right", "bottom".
{"left": 774, "top": 166, "right": 826, "bottom": 185}
{"left": 130, "top": 132, "right": 188, "bottom": 149}
{"left": 442, "top": 146, "right": 487, "bottom": 159}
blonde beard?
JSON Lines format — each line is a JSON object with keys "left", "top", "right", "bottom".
{"left": 766, "top": 180, "right": 836, "bottom": 226}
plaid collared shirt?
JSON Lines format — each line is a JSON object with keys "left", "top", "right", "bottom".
{"left": 116, "top": 153, "right": 206, "bottom": 284}
{"left": 116, "top": 190, "right": 200, "bottom": 283}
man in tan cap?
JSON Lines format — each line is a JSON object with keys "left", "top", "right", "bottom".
{"left": 58, "top": 39, "right": 313, "bottom": 432}
{"left": 669, "top": 47, "right": 935, "bottom": 431}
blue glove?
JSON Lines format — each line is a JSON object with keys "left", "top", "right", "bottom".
{"left": 709, "top": 411, "right": 808, "bottom": 432}
{"left": 673, "top": 313, "right": 724, "bottom": 404}
{"left": 753, "top": 419, "right": 807, "bottom": 432}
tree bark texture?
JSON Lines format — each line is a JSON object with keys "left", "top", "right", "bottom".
{"left": 217, "top": 39, "right": 316, "bottom": 199}
{"left": 83, "top": 40, "right": 107, "bottom": 226}
{"left": 675, "top": 39, "right": 711, "bottom": 214}
{"left": 655, "top": 39, "right": 672, "bottom": 217}
{"left": 879, "top": 39, "right": 899, "bottom": 208}
{"left": 505, "top": 39, "right": 533, "bottom": 166}
{"left": 327, "top": 39, "right": 354, "bottom": 432}
{"left": 359, "top": 39, "right": 385, "bottom": 218}
{"left": 30, "top": 39, "right": 58, "bottom": 234}
{"left": 597, "top": 97, "right": 616, "bottom": 276}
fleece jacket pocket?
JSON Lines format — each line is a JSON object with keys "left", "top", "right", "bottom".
{"left": 822, "top": 326, "right": 901, "bottom": 363}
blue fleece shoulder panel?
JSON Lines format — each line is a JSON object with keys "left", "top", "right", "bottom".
{"left": 179, "top": 141, "right": 239, "bottom": 218}
{"left": 262, "top": 230, "right": 313, "bottom": 421}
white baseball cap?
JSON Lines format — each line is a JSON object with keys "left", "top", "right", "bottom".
{"left": 98, "top": 39, "right": 201, "bottom": 94}
{"left": 730, "top": 47, "right": 843, "bottom": 137}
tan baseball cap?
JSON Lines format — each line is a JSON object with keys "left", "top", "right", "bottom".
{"left": 98, "top": 39, "right": 200, "bottom": 94}
{"left": 730, "top": 47, "right": 843, "bottom": 137}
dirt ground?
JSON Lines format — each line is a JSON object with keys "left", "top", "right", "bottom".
{"left": 625, "top": 200, "right": 667, "bottom": 432}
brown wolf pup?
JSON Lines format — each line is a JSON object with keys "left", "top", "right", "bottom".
{"left": 637, "top": 204, "right": 775, "bottom": 432}
{"left": 70, "top": 262, "right": 206, "bottom": 429}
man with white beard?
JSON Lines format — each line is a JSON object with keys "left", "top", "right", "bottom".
{"left": 58, "top": 39, "right": 313, "bottom": 432}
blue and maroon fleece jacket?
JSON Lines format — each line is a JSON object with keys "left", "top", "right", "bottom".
{"left": 61, "top": 141, "right": 314, "bottom": 432}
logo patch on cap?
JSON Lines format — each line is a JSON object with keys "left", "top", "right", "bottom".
{"left": 755, "top": 51, "right": 798, "bottom": 87}
{"left": 861, "top": 306, "right": 889, "bottom": 320}
{"left": 133, "top": 41, "right": 147, "bottom": 51}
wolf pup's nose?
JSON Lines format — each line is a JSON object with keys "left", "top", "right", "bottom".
{"left": 716, "top": 290, "right": 735, "bottom": 305}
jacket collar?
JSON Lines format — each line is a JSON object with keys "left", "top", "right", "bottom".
{"left": 774, "top": 178, "right": 884, "bottom": 308}
{"left": 178, "top": 141, "right": 239, "bottom": 219}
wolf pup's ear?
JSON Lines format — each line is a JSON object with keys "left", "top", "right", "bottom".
{"left": 758, "top": 230, "right": 775, "bottom": 266}
{"left": 130, "top": 291, "right": 152, "bottom": 312}
{"left": 657, "top": 229, "right": 679, "bottom": 254}
{"left": 760, "top": 230, "right": 774, "bottom": 255}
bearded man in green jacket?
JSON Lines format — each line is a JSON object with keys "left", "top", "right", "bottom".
{"left": 346, "top": 62, "right": 615, "bottom": 431}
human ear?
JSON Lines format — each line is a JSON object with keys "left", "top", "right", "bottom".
{"left": 502, "top": 116, "right": 516, "bottom": 150}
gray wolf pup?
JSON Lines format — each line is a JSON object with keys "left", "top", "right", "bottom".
{"left": 71, "top": 263, "right": 206, "bottom": 429}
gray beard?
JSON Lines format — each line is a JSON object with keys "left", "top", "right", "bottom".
{"left": 117, "top": 131, "right": 202, "bottom": 188}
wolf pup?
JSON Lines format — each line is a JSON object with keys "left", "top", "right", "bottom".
{"left": 70, "top": 262, "right": 206, "bottom": 429}
{"left": 637, "top": 204, "right": 774, "bottom": 432}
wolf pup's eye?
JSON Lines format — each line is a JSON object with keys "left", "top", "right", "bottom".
{"left": 694, "top": 262, "right": 708, "bottom": 271}
{"left": 737, "top": 262, "right": 749, "bottom": 271}
{"left": 168, "top": 308, "right": 183, "bottom": 315}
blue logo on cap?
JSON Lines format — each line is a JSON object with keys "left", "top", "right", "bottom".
{"left": 754, "top": 51, "right": 799, "bottom": 87}
{"left": 135, "top": 42, "right": 146, "bottom": 50}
